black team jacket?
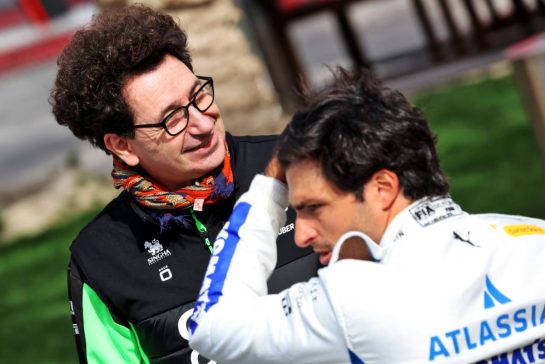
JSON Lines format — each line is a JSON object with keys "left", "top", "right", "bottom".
{"left": 67, "top": 134, "right": 320, "bottom": 363}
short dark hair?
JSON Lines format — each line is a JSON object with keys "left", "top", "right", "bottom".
{"left": 277, "top": 68, "right": 449, "bottom": 200}
{"left": 50, "top": 4, "right": 192, "bottom": 153}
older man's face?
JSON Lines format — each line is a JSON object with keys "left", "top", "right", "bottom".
{"left": 120, "top": 54, "right": 226, "bottom": 190}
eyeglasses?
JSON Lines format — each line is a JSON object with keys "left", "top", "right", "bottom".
{"left": 133, "top": 76, "right": 214, "bottom": 136}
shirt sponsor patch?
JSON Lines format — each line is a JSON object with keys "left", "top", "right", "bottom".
{"left": 428, "top": 301, "right": 545, "bottom": 361}
{"left": 504, "top": 224, "right": 545, "bottom": 237}
{"left": 144, "top": 239, "right": 172, "bottom": 266}
{"left": 409, "top": 197, "right": 463, "bottom": 227}
{"left": 278, "top": 223, "right": 294, "bottom": 236}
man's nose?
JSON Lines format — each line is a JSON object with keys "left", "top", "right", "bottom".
{"left": 185, "top": 105, "right": 215, "bottom": 135}
{"left": 294, "top": 218, "right": 317, "bottom": 248}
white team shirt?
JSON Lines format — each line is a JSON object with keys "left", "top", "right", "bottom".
{"left": 189, "top": 175, "right": 545, "bottom": 364}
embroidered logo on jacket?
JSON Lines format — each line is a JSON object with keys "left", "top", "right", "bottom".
{"left": 145, "top": 238, "right": 163, "bottom": 255}
{"left": 144, "top": 238, "right": 172, "bottom": 265}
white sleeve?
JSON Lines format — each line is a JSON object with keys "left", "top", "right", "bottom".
{"left": 188, "top": 175, "right": 349, "bottom": 364}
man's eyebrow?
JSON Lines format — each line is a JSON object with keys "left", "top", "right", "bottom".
{"left": 188, "top": 79, "right": 203, "bottom": 97}
{"left": 292, "top": 201, "right": 320, "bottom": 211}
{"left": 158, "top": 79, "right": 201, "bottom": 118}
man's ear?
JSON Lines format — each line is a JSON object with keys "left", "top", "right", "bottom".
{"left": 366, "top": 169, "right": 400, "bottom": 210}
{"left": 104, "top": 133, "right": 139, "bottom": 166}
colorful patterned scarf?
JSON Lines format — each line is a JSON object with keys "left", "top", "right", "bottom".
{"left": 111, "top": 145, "right": 235, "bottom": 212}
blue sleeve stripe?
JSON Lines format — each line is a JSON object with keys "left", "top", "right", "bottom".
{"left": 205, "top": 202, "right": 251, "bottom": 311}
{"left": 349, "top": 349, "right": 365, "bottom": 364}
{"left": 189, "top": 202, "right": 252, "bottom": 334}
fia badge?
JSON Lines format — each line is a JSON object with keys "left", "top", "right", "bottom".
{"left": 409, "top": 197, "right": 463, "bottom": 227}
{"left": 193, "top": 198, "right": 204, "bottom": 211}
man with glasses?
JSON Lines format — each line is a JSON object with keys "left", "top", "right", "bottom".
{"left": 50, "top": 4, "right": 319, "bottom": 363}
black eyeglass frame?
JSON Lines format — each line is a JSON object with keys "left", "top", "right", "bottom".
{"left": 132, "top": 76, "right": 214, "bottom": 136}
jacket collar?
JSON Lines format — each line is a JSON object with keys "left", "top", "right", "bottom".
{"left": 329, "top": 195, "right": 465, "bottom": 265}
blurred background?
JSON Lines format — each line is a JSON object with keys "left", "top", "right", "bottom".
{"left": 1, "top": 0, "right": 545, "bottom": 362}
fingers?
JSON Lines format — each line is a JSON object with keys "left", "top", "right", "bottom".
{"left": 264, "top": 155, "right": 286, "bottom": 183}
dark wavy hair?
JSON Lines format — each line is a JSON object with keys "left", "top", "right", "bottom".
{"left": 50, "top": 4, "right": 192, "bottom": 153}
{"left": 277, "top": 68, "right": 449, "bottom": 201}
